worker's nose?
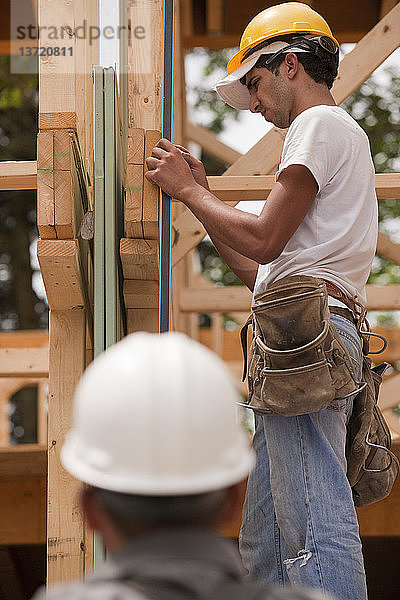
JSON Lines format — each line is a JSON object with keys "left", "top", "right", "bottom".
{"left": 249, "top": 95, "right": 261, "bottom": 114}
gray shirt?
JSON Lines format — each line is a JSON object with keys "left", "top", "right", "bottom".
{"left": 32, "top": 528, "right": 329, "bottom": 600}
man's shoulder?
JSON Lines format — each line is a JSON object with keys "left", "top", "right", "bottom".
{"left": 31, "top": 580, "right": 148, "bottom": 600}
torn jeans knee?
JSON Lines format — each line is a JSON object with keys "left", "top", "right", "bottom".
{"left": 284, "top": 549, "right": 313, "bottom": 572}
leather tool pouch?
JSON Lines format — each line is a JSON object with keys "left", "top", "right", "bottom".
{"left": 241, "top": 275, "right": 358, "bottom": 416}
{"left": 346, "top": 358, "right": 399, "bottom": 507}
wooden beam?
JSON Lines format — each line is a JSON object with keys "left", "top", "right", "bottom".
{"left": 39, "top": 113, "right": 77, "bottom": 130}
{"left": 0, "top": 348, "right": 48, "bottom": 378}
{"left": 185, "top": 122, "right": 242, "bottom": 165}
{"left": 206, "top": 0, "right": 224, "bottom": 35}
{"left": 124, "top": 280, "right": 159, "bottom": 309}
{"left": 47, "top": 309, "right": 86, "bottom": 584}
{"left": 37, "top": 131, "right": 56, "bottom": 238}
{"left": 120, "top": 238, "right": 159, "bottom": 280}
{"left": 0, "top": 161, "right": 37, "bottom": 190}
{"left": 377, "top": 232, "right": 400, "bottom": 265}
{"left": 179, "top": 284, "right": 400, "bottom": 313}
{"left": 37, "top": 239, "right": 86, "bottom": 310}
{"left": 172, "top": 4, "right": 400, "bottom": 264}
{"left": 127, "top": 308, "right": 159, "bottom": 334}
{"left": 0, "top": 330, "right": 48, "bottom": 347}
{"left": 375, "top": 173, "right": 400, "bottom": 199}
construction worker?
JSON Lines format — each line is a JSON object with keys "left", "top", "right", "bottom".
{"left": 32, "top": 332, "right": 329, "bottom": 600}
{"left": 145, "top": 3, "right": 377, "bottom": 600}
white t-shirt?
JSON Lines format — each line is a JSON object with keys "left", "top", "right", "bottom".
{"left": 253, "top": 105, "right": 378, "bottom": 306}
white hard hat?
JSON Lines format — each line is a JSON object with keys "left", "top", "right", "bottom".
{"left": 61, "top": 332, "right": 254, "bottom": 495}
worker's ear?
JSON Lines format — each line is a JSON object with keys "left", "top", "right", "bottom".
{"left": 218, "top": 480, "right": 246, "bottom": 528}
{"left": 284, "top": 53, "right": 299, "bottom": 79}
{"left": 80, "top": 486, "right": 105, "bottom": 532}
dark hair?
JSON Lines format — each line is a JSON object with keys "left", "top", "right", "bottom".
{"left": 242, "top": 36, "right": 339, "bottom": 89}
{"left": 92, "top": 487, "right": 227, "bottom": 535}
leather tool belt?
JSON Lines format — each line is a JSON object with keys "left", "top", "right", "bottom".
{"left": 240, "top": 275, "right": 360, "bottom": 416}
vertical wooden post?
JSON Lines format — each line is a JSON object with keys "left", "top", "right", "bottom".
{"left": 47, "top": 309, "right": 87, "bottom": 585}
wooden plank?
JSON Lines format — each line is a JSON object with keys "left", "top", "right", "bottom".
{"left": 37, "top": 131, "right": 56, "bottom": 238}
{"left": 125, "top": 164, "right": 144, "bottom": 238}
{"left": 127, "top": 308, "right": 158, "bottom": 334}
{"left": 38, "top": 382, "right": 48, "bottom": 446}
{"left": 0, "top": 330, "right": 48, "bottom": 348}
{"left": 379, "top": 373, "right": 400, "bottom": 411}
{"left": 366, "top": 285, "right": 400, "bottom": 310}
{"left": 179, "top": 285, "right": 400, "bottom": 313}
{"left": 120, "top": 238, "right": 159, "bottom": 280}
{"left": 37, "top": 239, "right": 85, "bottom": 310}
{"left": 128, "top": 128, "right": 145, "bottom": 164}
{"left": 0, "top": 348, "right": 48, "bottom": 378}
{"left": 39, "top": 113, "right": 77, "bottom": 130}
{"left": 180, "top": 286, "right": 251, "bottom": 313}
{"left": 143, "top": 129, "right": 161, "bottom": 239}
{"left": 186, "top": 122, "right": 241, "bottom": 165}
{"left": 0, "top": 445, "right": 47, "bottom": 477}
{"left": 128, "top": 0, "right": 163, "bottom": 130}
{"left": 123, "top": 280, "right": 159, "bottom": 309}
{"left": 0, "top": 161, "right": 37, "bottom": 190}
{"left": 47, "top": 309, "right": 86, "bottom": 584}
{"left": 375, "top": 173, "right": 400, "bottom": 198}
{"left": 0, "top": 476, "right": 46, "bottom": 545}
{"left": 377, "top": 232, "right": 400, "bottom": 265}
{"left": 172, "top": 4, "right": 400, "bottom": 264}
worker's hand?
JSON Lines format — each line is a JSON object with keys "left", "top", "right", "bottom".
{"left": 145, "top": 139, "right": 200, "bottom": 200}
{"left": 174, "top": 145, "right": 210, "bottom": 191}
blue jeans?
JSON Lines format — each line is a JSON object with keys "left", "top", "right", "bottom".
{"left": 239, "top": 313, "right": 368, "bottom": 600}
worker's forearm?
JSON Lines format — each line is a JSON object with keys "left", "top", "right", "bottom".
{"left": 208, "top": 232, "right": 259, "bottom": 291}
{"left": 179, "top": 184, "right": 275, "bottom": 264}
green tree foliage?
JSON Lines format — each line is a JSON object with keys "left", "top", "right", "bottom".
{"left": 0, "top": 55, "right": 47, "bottom": 330}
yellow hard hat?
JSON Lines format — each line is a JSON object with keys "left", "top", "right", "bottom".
{"left": 228, "top": 2, "right": 339, "bottom": 75}
{"left": 215, "top": 3, "right": 339, "bottom": 110}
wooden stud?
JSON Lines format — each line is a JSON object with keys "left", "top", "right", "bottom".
{"left": 120, "top": 238, "right": 159, "bottom": 280}
{"left": 123, "top": 280, "right": 159, "bottom": 309}
{"left": 128, "top": 0, "right": 163, "bottom": 130}
{"left": 206, "top": 0, "right": 224, "bottom": 35}
{"left": 143, "top": 129, "right": 161, "bottom": 239}
{"left": 37, "top": 381, "right": 48, "bottom": 446}
{"left": 47, "top": 309, "right": 86, "bottom": 584}
{"left": 125, "top": 164, "right": 144, "bottom": 238}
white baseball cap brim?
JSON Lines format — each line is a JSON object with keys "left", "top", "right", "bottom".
{"left": 215, "top": 42, "right": 307, "bottom": 110}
